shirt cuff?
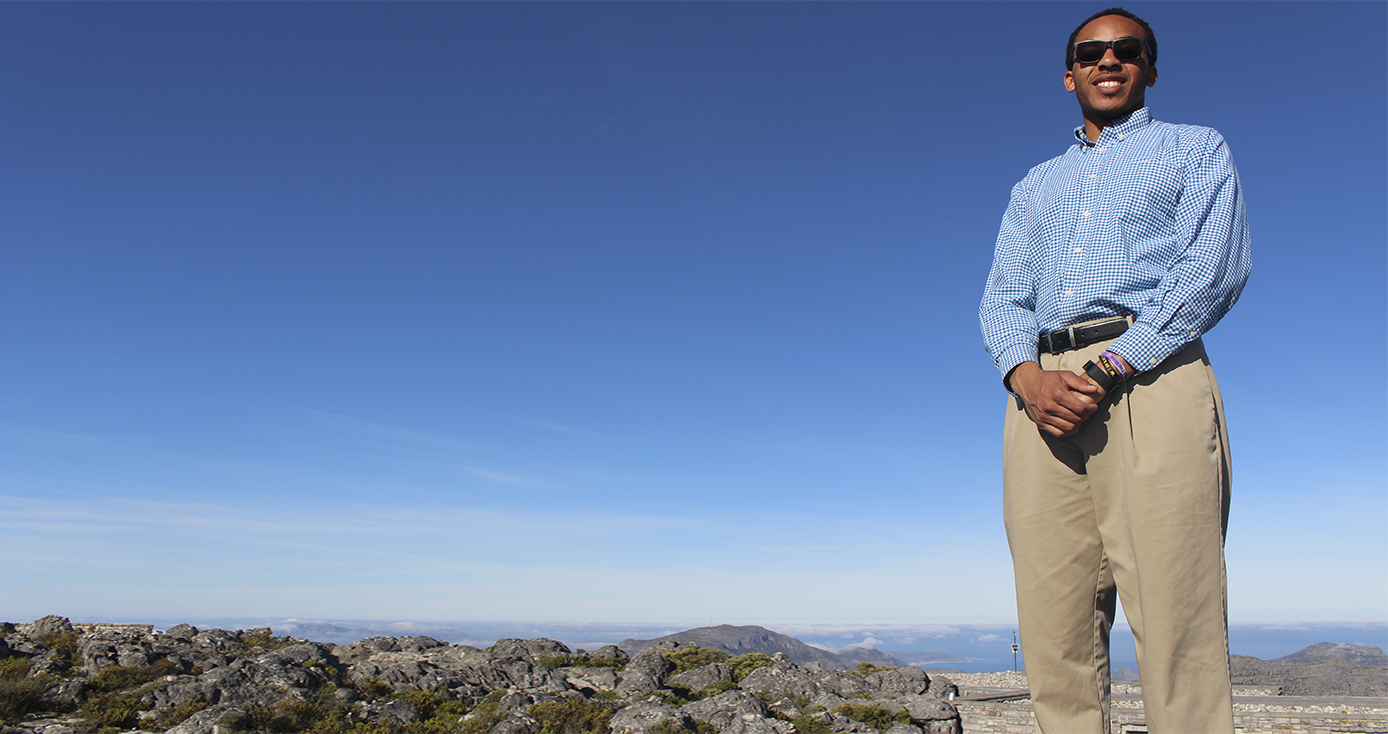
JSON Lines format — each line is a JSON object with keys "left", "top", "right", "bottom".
{"left": 996, "top": 342, "right": 1039, "bottom": 390}
{"left": 1108, "top": 322, "right": 1179, "bottom": 375}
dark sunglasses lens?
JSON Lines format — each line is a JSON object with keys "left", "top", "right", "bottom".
{"left": 1112, "top": 37, "right": 1144, "bottom": 60}
{"left": 1074, "top": 41, "right": 1107, "bottom": 64}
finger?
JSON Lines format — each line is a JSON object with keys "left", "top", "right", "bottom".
{"left": 1062, "top": 371, "right": 1100, "bottom": 392}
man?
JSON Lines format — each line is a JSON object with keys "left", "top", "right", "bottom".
{"left": 979, "top": 7, "right": 1250, "bottom": 733}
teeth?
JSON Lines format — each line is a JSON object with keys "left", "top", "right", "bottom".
{"left": 1098, "top": 81, "right": 1121, "bottom": 88}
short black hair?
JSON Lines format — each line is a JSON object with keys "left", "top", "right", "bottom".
{"left": 1066, "top": 7, "right": 1158, "bottom": 69}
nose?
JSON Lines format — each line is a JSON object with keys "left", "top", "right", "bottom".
{"left": 1097, "top": 48, "right": 1123, "bottom": 69}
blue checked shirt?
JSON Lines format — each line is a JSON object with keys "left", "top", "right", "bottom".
{"left": 980, "top": 107, "right": 1251, "bottom": 386}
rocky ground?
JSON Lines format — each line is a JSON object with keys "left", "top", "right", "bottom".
{"left": 0, "top": 616, "right": 962, "bottom": 734}
{"left": 938, "top": 671, "right": 1388, "bottom": 717}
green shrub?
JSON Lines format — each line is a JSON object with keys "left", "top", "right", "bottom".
{"left": 697, "top": 680, "right": 737, "bottom": 698}
{"left": 0, "top": 657, "right": 34, "bottom": 679}
{"left": 393, "top": 689, "right": 460, "bottom": 721}
{"left": 0, "top": 666, "right": 57, "bottom": 724}
{"left": 663, "top": 648, "right": 730, "bottom": 675}
{"left": 239, "top": 629, "right": 297, "bottom": 651}
{"left": 458, "top": 691, "right": 506, "bottom": 734}
{"left": 648, "top": 720, "right": 716, "bottom": 734}
{"left": 89, "top": 659, "right": 182, "bottom": 692}
{"left": 832, "top": 704, "right": 911, "bottom": 732}
{"left": 80, "top": 691, "right": 146, "bottom": 732}
{"left": 356, "top": 677, "right": 395, "bottom": 701}
{"left": 790, "top": 715, "right": 832, "bottom": 734}
{"left": 850, "top": 662, "right": 896, "bottom": 679}
{"left": 33, "top": 631, "right": 81, "bottom": 663}
{"left": 651, "top": 690, "right": 691, "bottom": 708}
{"left": 726, "top": 654, "right": 773, "bottom": 682}
{"left": 146, "top": 698, "right": 210, "bottom": 731}
{"left": 536, "top": 655, "right": 573, "bottom": 668}
{"left": 529, "top": 698, "right": 616, "bottom": 734}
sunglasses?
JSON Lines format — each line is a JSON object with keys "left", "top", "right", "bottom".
{"left": 1071, "top": 36, "right": 1150, "bottom": 65}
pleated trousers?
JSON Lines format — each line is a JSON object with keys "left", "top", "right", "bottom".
{"left": 1002, "top": 337, "right": 1234, "bottom": 734}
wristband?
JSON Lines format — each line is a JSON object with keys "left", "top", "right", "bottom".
{"left": 1083, "top": 360, "right": 1117, "bottom": 393}
{"left": 1100, "top": 351, "right": 1130, "bottom": 381}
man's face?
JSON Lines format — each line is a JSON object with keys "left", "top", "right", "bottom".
{"left": 1063, "top": 14, "right": 1157, "bottom": 123}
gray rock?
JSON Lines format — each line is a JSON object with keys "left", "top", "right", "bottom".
{"left": 609, "top": 699, "right": 691, "bottom": 734}
{"left": 492, "top": 638, "right": 571, "bottom": 662}
{"left": 764, "top": 697, "right": 800, "bottom": 718}
{"left": 564, "top": 665, "right": 620, "bottom": 693}
{"left": 144, "top": 647, "right": 336, "bottom": 712}
{"left": 924, "top": 674, "right": 957, "bottom": 700}
{"left": 162, "top": 624, "right": 200, "bottom": 640}
{"left": 615, "top": 669, "right": 663, "bottom": 700}
{"left": 865, "top": 667, "right": 930, "bottom": 695}
{"left": 46, "top": 678, "right": 87, "bottom": 708}
{"left": 896, "top": 694, "right": 957, "bottom": 722}
{"left": 21, "top": 615, "right": 75, "bottom": 638}
{"left": 343, "top": 642, "right": 571, "bottom": 700}
{"left": 490, "top": 711, "right": 541, "bottom": 734}
{"left": 680, "top": 690, "right": 768, "bottom": 730}
{"left": 355, "top": 698, "right": 421, "bottom": 725}
{"left": 737, "top": 660, "right": 878, "bottom": 701}
{"left": 668, "top": 663, "right": 733, "bottom": 693}
{"left": 824, "top": 711, "right": 879, "bottom": 734}
{"left": 191, "top": 629, "right": 240, "bottom": 654}
{"left": 720, "top": 713, "right": 795, "bottom": 734}
{"left": 164, "top": 703, "right": 248, "bottom": 734}
{"left": 625, "top": 641, "right": 684, "bottom": 680}
{"left": 584, "top": 644, "right": 628, "bottom": 663}
{"left": 884, "top": 724, "right": 924, "bottom": 734}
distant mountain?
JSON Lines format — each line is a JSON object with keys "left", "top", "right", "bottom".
{"left": 1231, "top": 643, "right": 1388, "bottom": 696}
{"left": 1272, "top": 642, "right": 1387, "bottom": 668}
{"left": 837, "top": 646, "right": 910, "bottom": 668}
{"left": 275, "top": 620, "right": 480, "bottom": 645}
{"left": 619, "top": 624, "right": 860, "bottom": 670}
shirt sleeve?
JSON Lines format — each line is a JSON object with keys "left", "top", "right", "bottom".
{"left": 1107, "top": 129, "right": 1252, "bottom": 372}
{"left": 980, "top": 177, "right": 1041, "bottom": 388}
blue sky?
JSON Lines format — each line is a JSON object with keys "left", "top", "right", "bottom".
{"left": 2, "top": 2, "right": 1384, "bottom": 630}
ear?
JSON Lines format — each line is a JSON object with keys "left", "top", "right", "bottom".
{"left": 1146, "top": 66, "right": 1158, "bottom": 87}
{"left": 1064, "top": 69, "right": 1076, "bottom": 93}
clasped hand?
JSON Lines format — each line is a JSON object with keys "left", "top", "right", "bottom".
{"left": 1010, "top": 361, "right": 1106, "bottom": 438}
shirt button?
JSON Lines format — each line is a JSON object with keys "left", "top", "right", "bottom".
{"left": 1118, "top": 133, "right": 1125, "bottom": 140}
{"left": 1065, "top": 290, "right": 1074, "bottom": 296}
{"left": 1074, "top": 247, "right": 1083, "bottom": 253}
{"left": 1089, "top": 174, "right": 1097, "bottom": 179}
{"left": 1150, "top": 358, "right": 1159, "bottom": 366}
{"left": 1097, "top": 146, "right": 1106, "bottom": 152}
{"left": 1082, "top": 211, "right": 1091, "bottom": 217}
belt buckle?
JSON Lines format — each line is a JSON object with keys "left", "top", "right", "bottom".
{"left": 1067, "top": 326, "right": 1078, "bottom": 350}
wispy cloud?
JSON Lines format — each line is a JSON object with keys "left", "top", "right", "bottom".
{"left": 274, "top": 403, "right": 481, "bottom": 452}
{"left": 463, "top": 467, "right": 558, "bottom": 490}
{"left": 471, "top": 408, "right": 621, "bottom": 443}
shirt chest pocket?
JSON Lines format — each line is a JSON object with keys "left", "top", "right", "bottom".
{"left": 1110, "top": 158, "right": 1181, "bottom": 225}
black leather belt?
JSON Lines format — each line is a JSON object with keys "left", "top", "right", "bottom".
{"left": 1039, "top": 317, "right": 1131, "bottom": 354}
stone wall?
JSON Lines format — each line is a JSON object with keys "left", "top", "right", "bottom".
{"left": 953, "top": 699, "right": 1388, "bottom": 734}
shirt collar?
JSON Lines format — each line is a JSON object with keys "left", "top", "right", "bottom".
{"left": 1073, "top": 107, "right": 1153, "bottom": 147}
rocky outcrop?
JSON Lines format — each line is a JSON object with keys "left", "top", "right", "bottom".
{"left": 737, "top": 654, "right": 878, "bottom": 702}
{"left": 0, "top": 615, "right": 960, "bottom": 734}
{"left": 621, "top": 625, "right": 856, "bottom": 671}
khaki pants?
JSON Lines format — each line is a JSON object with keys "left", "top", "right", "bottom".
{"left": 1003, "top": 337, "right": 1234, "bottom": 734}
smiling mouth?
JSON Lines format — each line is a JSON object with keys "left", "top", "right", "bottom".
{"left": 1097, "top": 80, "right": 1124, "bottom": 91}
